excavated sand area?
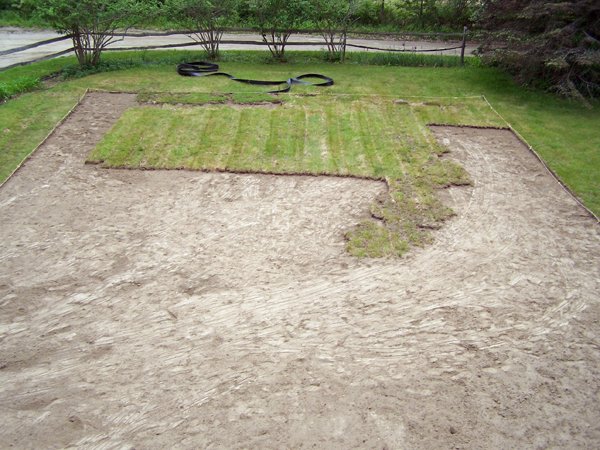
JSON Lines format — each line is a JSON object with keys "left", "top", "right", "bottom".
{"left": 1, "top": 93, "right": 599, "bottom": 449}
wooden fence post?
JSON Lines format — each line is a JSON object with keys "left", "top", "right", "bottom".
{"left": 460, "top": 26, "right": 468, "bottom": 66}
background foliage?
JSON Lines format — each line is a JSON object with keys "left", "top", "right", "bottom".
{"left": 478, "top": 0, "right": 600, "bottom": 100}
{"left": 1, "top": 0, "right": 483, "bottom": 32}
{"left": 1, "top": 1, "right": 597, "bottom": 98}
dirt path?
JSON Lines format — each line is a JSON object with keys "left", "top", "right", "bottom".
{"left": 1, "top": 94, "right": 599, "bottom": 449}
{"left": 0, "top": 28, "right": 477, "bottom": 69}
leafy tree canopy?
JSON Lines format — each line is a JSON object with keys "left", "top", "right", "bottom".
{"left": 167, "top": 0, "right": 239, "bottom": 59}
{"left": 38, "top": 0, "right": 158, "bottom": 66}
{"left": 247, "top": 0, "right": 312, "bottom": 59}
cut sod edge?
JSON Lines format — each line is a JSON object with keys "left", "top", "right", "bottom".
{"left": 83, "top": 161, "right": 389, "bottom": 184}
{"left": 0, "top": 88, "right": 89, "bottom": 191}
{"left": 139, "top": 100, "right": 283, "bottom": 108}
{"left": 88, "top": 88, "right": 487, "bottom": 100}
{"left": 427, "top": 123, "right": 510, "bottom": 131}
{"left": 481, "top": 95, "right": 599, "bottom": 223}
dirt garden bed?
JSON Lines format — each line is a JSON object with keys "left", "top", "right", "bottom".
{"left": 0, "top": 93, "right": 599, "bottom": 448}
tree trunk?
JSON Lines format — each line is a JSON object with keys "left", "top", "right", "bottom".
{"left": 322, "top": 29, "right": 348, "bottom": 61}
{"left": 191, "top": 28, "right": 223, "bottom": 60}
{"left": 261, "top": 31, "right": 291, "bottom": 61}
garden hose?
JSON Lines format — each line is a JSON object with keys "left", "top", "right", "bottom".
{"left": 176, "top": 61, "right": 333, "bottom": 93}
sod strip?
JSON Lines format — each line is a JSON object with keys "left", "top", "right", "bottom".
{"left": 88, "top": 96, "right": 480, "bottom": 257}
{"left": 0, "top": 89, "right": 88, "bottom": 190}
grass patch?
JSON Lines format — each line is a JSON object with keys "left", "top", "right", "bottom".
{"left": 0, "top": 57, "right": 79, "bottom": 101}
{"left": 1, "top": 53, "right": 598, "bottom": 256}
{"left": 0, "top": 85, "right": 84, "bottom": 182}
{"left": 89, "top": 96, "right": 489, "bottom": 256}
{"left": 0, "top": 75, "right": 41, "bottom": 100}
{"left": 345, "top": 51, "right": 476, "bottom": 68}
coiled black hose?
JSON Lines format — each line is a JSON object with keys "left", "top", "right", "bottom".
{"left": 177, "top": 61, "right": 334, "bottom": 94}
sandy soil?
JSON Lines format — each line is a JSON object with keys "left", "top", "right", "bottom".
{"left": 1, "top": 93, "right": 599, "bottom": 449}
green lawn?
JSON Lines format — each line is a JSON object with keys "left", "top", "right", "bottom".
{"left": 1, "top": 52, "right": 598, "bottom": 256}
